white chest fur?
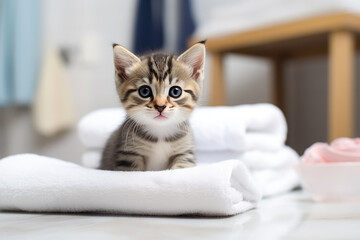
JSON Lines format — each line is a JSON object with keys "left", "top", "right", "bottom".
{"left": 146, "top": 140, "right": 172, "bottom": 171}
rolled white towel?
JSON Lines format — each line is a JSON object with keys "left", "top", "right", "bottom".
{"left": 78, "top": 103, "right": 287, "bottom": 152}
{"left": 0, "top": 154, "right": 261, "bottom": 216}
{"left": 81, "top": 146, "right": 300, "bottom": 197}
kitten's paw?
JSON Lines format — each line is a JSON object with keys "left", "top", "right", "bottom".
{"left": 170, "top": 162, "right": 196, "bottom": 170}
{"left": 114, "top": 166, "right": 145, "bottom": 171}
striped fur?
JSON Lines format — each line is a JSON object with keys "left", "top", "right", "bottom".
{"left": 100, "top": 43, "right": 205, "bottom": 171}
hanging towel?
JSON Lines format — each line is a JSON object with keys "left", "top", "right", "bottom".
{"left": 78, "top": 104, "right": 287, "bottom": 152}
{"left": 0, "top": 0, "right": 14, "bottom": 106}
{"left": 0, "top": 154, "right": 262, "bottom": 216}
{"left": 33, "top": 48, "right": 76, "bottom": 137}
{"left": 0, "top": 0, "right": 41, "bottom": 106}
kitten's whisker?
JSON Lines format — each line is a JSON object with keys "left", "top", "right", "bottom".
{"left": 124, "top": 116, "right": 138, "bottom": 148}
{"left": 131, "top": 113, "right": 142, "bottom": 146}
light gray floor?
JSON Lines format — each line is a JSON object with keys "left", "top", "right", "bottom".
{"left": 1, "top": 191, "right": 360, "bottom": 240}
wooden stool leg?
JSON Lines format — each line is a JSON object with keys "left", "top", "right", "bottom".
{"left": 328, "top": 30, "right": 355, "bottom": 141}
{"left": 210, "top": 53, "right": 226, "bottom": 106}
{"left": 272, "top": 58, "right": 284, "bottom": 112}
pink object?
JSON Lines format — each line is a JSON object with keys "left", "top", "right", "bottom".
{"left": 301, "top": 138, "right": 360, "bottom": 164}
{"left": 297, "top": 138, "right": 360, "bottom": 202}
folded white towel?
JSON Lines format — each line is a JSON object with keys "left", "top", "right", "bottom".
{"left": 252, "top": 167, "right": 299, "bottom": 197}
{"left": 195, "top": 146, "right": 298, "bottom": 169}
{"left": 81, "top": 146, "right": 299, "bottom": 197}
{"left": 196, "top": 147, "right": 300, "bottom": 196}
{"left": 0, "top": 154, "right": 261, "bottom": 216}
{"left": 82, "top": 150, "right": 103, "bottom": 168}
{"left": 78, "top": 104, "right": 287, "bottom": 152}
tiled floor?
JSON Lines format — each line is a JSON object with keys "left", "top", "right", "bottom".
{"left": 1, "top": 191, "right": 360, "bottom": 240}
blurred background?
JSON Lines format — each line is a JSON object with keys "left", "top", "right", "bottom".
{"left": 0, "top": 0, "right": 359, "bottom": 163}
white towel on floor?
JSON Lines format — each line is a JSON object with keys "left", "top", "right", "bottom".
{"left": 78, "top": 103, "right": 287, "bottom": 152}
{"left": 81, "top": 146, "right": 299, "bottom": 197}
{"left": 0, "top": 154, "right": 261, "bottom": 216}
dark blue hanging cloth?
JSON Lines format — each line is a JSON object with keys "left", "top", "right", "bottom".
{"left": 134, "top": 0, "right": 196, "bottom": 54}
{"left": 177, "top": 0, "right": 195, "bottom": 53}
{"left": 134, "top": 0, "right": 164, "bottom": 55}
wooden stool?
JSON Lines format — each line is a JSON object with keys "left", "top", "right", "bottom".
{"left": 192, "top": 13, "right": 358, "bottom": 141}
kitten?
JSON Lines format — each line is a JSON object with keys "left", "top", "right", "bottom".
{"left": 100, "top": 42, "right": 206, "bottom": 171}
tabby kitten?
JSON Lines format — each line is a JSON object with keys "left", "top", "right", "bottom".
{"left": 100, "top": 42, "right": 206, "bottom": 171}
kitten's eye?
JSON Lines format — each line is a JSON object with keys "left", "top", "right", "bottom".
{"left": 169, "top": 86, "right": 182, "bottom": 98}
{"left": 138, "top": 86, "right": 152, "bottom": 98}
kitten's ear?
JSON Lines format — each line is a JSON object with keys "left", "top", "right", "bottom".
{"left": 113, "top": 44, "right": 141, "bottom": 82}
{"left": 177, "top": 42, "right": 206, "bottom": 82}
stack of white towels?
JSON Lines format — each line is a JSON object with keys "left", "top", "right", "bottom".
{"left": 78, "top": 103, "right": 300, "bottom": 197}
{"left": 0, "top": 103, "right": 298, "bottom": 216}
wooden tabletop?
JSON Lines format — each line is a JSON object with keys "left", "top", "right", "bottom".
{"left": 191, "top": 12, "right": 360, "bottom": 58}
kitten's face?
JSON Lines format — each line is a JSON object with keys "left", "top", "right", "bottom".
{"left": 113, "top": 43, "right": 205, "bottom": 128}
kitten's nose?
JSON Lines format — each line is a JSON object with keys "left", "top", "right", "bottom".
{"left": 155, "top": 105, "right": 166, "bottom": 113}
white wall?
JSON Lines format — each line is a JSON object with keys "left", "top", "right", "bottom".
{"left": 42, "top": 0, "right": 138, "bottom": 116}
{"left": 0, "top": 0, "right": 138, "bottom": 162}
